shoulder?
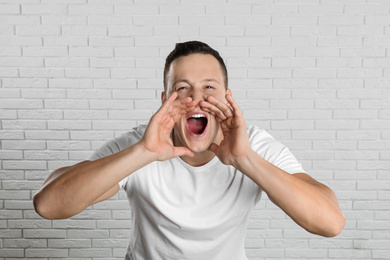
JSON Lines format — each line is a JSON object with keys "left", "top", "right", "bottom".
{"left": 88, "top": 124, "right": 147, "bottom": 161}
{"left": 247, "top": 125, "right": 278, "bottom": 148}
{"left": 246, "top": 125, "right": 306, "bottom": 174}
{"left": 246, "top": 125, "right": 289, "bottom": 162}
{"left": 108, "top": 124, "right": 147, "bottom": 150}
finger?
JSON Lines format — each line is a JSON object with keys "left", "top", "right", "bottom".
{"left": 208, "top": 143, "right": 219, "bottom": 154}
{"left": 173, "top": 147, "right": 194, "bottom": 158}
{"left": 164, "top": 91, "right": 178, "bottom": 106}
{"left": 225, "top": 94, "right": 243, "bottom": 117}
{"left": 199, "top": 101, "right": 229, "bottom": 121}
{"left": 204, "top": 95, "right": 234, "bottom": 119}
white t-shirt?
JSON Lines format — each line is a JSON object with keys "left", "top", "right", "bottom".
{"left": 88, "top": 125, "right": 306, "bottom": 260}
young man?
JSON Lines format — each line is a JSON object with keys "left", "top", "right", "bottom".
{"left": 34, "top": 41, "right": 345, "bottom": 260}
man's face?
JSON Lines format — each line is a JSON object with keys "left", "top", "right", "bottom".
{"left": 164, "top": 53, "right": 230, "bottom": 154}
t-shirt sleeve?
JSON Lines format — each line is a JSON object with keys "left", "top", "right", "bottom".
{"left": 86, "top": 125, "right": 147, "bottom": 188}
{"left": 248, "top": 125, "right": 306, "bottom": 175}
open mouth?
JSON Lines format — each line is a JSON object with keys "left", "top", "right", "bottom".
{"left": 187, "top": 113, "right": 208, "bottom": 135}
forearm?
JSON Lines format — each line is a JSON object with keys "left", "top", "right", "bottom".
{"left": 34, "top": 142, "right": 153, "bottom": 219}
{"left": 234, "top": 150, "right": 345, "bottom": 237}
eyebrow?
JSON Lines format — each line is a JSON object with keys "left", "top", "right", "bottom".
{"left": 173, "top": 78, "right": 221, "bottom": 86}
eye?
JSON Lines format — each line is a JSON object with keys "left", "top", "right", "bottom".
{"left": 177, "top": 86, "right": 188, "bottom": 91}
{"left": 205, "top": 85, "right": 214, "bottom": 90}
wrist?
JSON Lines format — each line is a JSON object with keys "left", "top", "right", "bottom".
{"left": 132, "top": 141, "right": 158, "bottom": 165}
{"left": 232, "top": 149, "right": 259, "bottom": 174}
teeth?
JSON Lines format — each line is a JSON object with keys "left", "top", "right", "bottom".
{"left": 191, "top": 114, "right": 205, "bottom": 119}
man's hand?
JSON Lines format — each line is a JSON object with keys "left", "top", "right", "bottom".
{"left": 200, "top": 94, "right": 252, "bottom": 167}
{"left": 140, "top": 92, "right": 196, "bottom": 161}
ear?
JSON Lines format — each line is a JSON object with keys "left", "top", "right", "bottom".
{"left": 226, "top": 88, "right": 232, "bottom": 97}
{"left": 161, "top": 91, "right": 167, "bottom": 104}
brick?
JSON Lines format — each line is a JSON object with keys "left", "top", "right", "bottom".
{"left": 227, "top": 16, "right": 271, "bottom": 26}
{"left": 292, "top": 25, "right": 336, "bottom": 36}
{"left": 22, "top": 88, "right": 66, "bottom": 99}
{"left": 69, "top": 248, "right": 111, "bottom": 257}
{"left": 25, "top": 248, "right": 68, "bottom": 258}
{"left": 44, "top": 35, "right": 88, "bottom": 46}
{"left": 296, "top": 46, "right": 339, "bottom": 57}
{"left": 0, "top": 109, "right": 17, "bottom": 119}
{"left": 0, "top": 249, "right": 24, "bottom": 258}
{"left": 201, "top": 26, "right": 244, "bottom": 36}
{"left": 23, "top": 229, "right": 67, "bottom": 238}
{"left": 52, "top": 219, "right": 96, "bottom": 229}
{"left": 133, "top": 15, "right": 178, "bottom": 26}
{"left": 316, "top": 120, "right": 360, "bottom": 129}
{"left": 0, "top": 99, "right": 43, "bottom": 109}
{"left": 92, "top": 238, "right": 128, "bottom": 248}
{"left": 271, "top": 120, "right": 314, "bottom": 130}
{"left": 16, "top": 25, "right": 60, "bottom": 36}
{"left": 313, "top": 140, "right": 357, "bottom": 150}
{"left": 292, "top": 89, "right": 336, "bottom": 99}
{"left": 3, "top": 161, "right": 46, "bottom": 170}
{"left": 64, "top": 110, "right": 107, "bottom": 120}
{"left": 0, "top": 130, "right": 24, "bottom": 140}
{"left": 294, "top": 68, "right": 337, "bottom": 78}
{"left": 272, "top": 57, "right": 315, "bottom": 68}
{"left": 2, "top": 180, "right": 43, "bottom": 190}
{"left": 293, "top": 130, "right": 335, "bottom": 140}
{"left": 345, "top": 4, "right": 389, "bottom": 14}
{"left": 45, "top": 57, "right": 89, "bottom": 68}
{"left": 25, "top": 130, "right": 69, "bottom": 140}
{"left": 48, "top": 120, "right": 91, "bottom": 130}
{"left": 0, "top": 151, "right": 23, "bottom": 160}
{"left": 288, "top": 109, "right": 331, "bottom": 119}
{"left": 42, "top": 15, "right": 86, "bottom": 25}
{"left": 24, "top": 151, "right": 68, "bottom": 160}
{"left": 161, "top": 4, "right": 205, "bottom": 15}
{"left": 114, "top": 5, "right": 158, "bottom": 15}
{"left": 67, "top": 229, "right": 108, "bottom": 239}
{"left": 20, "top": 68, "right": 65, "bottom": 78}
{"left": 8, "top": 219, "right": 51, "bottom": 229}
{"left": 44, "top": 99, "right": 89, "bottom": 109}
{"left": 94, "top": 79, "right": 137, "bottom": 89}
{"left": 341, "top": 47, "right": 386, "bottom": 57}
{"left": 67, "top": 89, "right": 111, "bottom": 99}
{"left": 315, "top": 99, "right": 359, "bottom": 109}
{"left": 286, "top": 249, "right": 327, "bottom": 258}
{"left": 47, "top": 140, "right": 90, "bottom": 150}
{"left": 3, "top": 238, "right": 47, "bottom": 248}
{"left": 2, "top": 140, "right": 46, "bottom": 150}
{"left": 206, "top": 4, "right": 251, "bottom": 15}
{"left": 66, "top": 68, "right": 110, "bottom": 78}
{"left": 0, "top": 14, "right": 39, "bottom": 25}
{"left": 317, "top": 57, "right": 362, "bottom": 68}
{"left": 248, "top": 68, "right": 292, "bottom": 78}
{"left": 48, "top": 238, "right": 91, "bottom": 248}
{"left": 228, "top": 37, "right": 271, "bottom": 48}
{"left": 62, "top": 25, "right": 107, "bottom": 36}
{"left": 68, "top": 4, "right": 113, "bottom": 15}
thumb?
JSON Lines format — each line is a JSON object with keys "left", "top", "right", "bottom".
{"left": 208, "top": 143, "right": 219, "bottom": 154}
{"left": 173, "top": 147, "right": 194, "bottom": 158}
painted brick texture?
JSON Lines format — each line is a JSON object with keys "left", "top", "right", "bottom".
{"left": 1, "top": 0, "right": 389, "bottom": 259}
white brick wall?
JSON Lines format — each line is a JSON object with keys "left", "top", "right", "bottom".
{"left": 0, "top": 0, "right": 389, "bottom": 259}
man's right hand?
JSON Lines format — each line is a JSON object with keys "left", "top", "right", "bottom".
{"left": 139, "top": 91, "right": 196, "bottom": 161}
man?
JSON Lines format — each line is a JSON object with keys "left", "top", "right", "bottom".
{"left": 34, "top": 41, "right": 345, "bottom": 260}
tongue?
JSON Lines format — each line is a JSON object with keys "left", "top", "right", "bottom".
{"left": 187, "top": 118, "right": 207, "bottom": 135}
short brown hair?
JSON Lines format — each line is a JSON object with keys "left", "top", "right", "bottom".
{"left": 163, "top": 41, "right": 228, "bottom": 91}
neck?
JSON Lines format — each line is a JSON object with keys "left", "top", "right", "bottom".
{"left": 172, "top": 129, "right": 222, "bottom": 167}
{"left": 180, "top": 150, "right": 216, "bottom": 167}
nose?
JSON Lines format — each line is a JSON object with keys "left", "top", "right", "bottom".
{"left": 191, "top": 90, "right": 205, "bottom": 103}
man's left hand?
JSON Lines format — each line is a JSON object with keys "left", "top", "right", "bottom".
{"left": 200, "top": 94, "right": 252, "bottom": 167}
